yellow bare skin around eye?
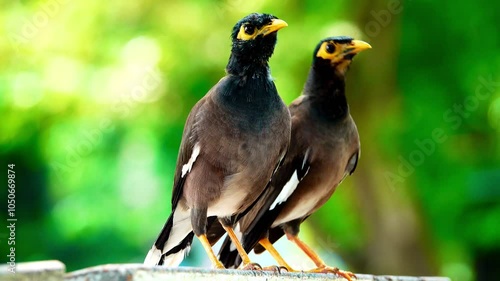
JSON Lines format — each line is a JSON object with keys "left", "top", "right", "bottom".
{"left": 316, "top": 39, "right": 372, "bottom": 73}
{"left": 237, "top": 24, "right": 257, "bottom": 40}
{"left": 316, "top": 41, "right": 341, "bottom": 62}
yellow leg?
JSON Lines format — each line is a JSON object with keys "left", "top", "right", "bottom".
{"left": 286, "top": 233, "right": 325, "bottom": 267}
{"left": 198, "top": 234, "right": 225, "bottom": 269}
{"left": 221, "top": 224, "right": 261, "bottom": 270}
{"left": 259, "top": 237, "right": 294, "bottom": 271}
{"left": 286, "top": 233, "right": 356, "bottom": 280}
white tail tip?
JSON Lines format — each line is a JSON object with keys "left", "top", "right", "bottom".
{"left": 162, "top": 248, "right": 188, "bottom": 267}
{"left": 144, "top": 246, "right": 162, "bottom": 266}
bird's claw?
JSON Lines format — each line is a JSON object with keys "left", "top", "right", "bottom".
{"left": 308, "top": 266, "right": 356, "bottom": 281}
{"left": 261, "top": 265, "right": 280, "bottom": 272}
{"left": 278, "top": 266, "right": 290, "bottom": 273}
{"left": 241, "top": 262, "right": 262, "bottom": 270}
{"left": 260, "top": 265, "right": 290, "bottom": 273}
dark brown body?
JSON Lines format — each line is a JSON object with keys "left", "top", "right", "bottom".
{"left": 178, "top": 76, "right": 291, "bottom": 220}
{"left": 272, "top": 96, "right": 359, "bottom": 229}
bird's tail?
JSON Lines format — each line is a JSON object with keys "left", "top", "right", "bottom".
{"left": 144, "top": 208, "right": 193, "bottom": 266}
{"left": 218, "top": 235, "right": 243, "bottom": 268}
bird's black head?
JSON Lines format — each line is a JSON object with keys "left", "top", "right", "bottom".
{"left": 313, "top": 36, "right": 371, "bottom": 76}
{"left": 227, "top": 13, "right": 287, "bottom": 75}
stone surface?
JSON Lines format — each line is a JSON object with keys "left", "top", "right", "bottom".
{"left": 66, "top": 264, "right": 452, "bottom": 281}
{"left": 0, "top": 260, "right": 65, "bottom": 281}
{"left": 0, "top": 261, "right": 452, "bottom": 281}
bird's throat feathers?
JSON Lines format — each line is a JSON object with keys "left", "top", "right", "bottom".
{"left": 213, "top": 69, "right": 282, "bottom": 134}
{"left": 217, "top": 72, "right": 279, "bottom": 114}
{"left": 226, "top": 53, "right": 271, "bottom": 78}
{"left": 304, "top": 64, "right": 349, "bottom": 120}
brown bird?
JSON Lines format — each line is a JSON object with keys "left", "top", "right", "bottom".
{"left": 144, "top": 13, "right": 290, "bottom": 269}
{"left": 217, "top": 36, "right": 371, "bottom": 280}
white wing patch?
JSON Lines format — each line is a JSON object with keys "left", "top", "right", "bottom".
{"left": 181, "top": 143, "right": 200, "bottom": 178}
{"left": 302, "top": 148, "right": 311, "bottom": 170}
{"left": 269, "top": 171, "right": 300, "bottom": 210}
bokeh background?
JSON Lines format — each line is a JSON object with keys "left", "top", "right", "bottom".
{"left": 1, "top": 0, "right": 499, "bottom": 280}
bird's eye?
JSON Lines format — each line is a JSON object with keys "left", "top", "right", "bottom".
{"left": 244, "top": 25, "right": 255, "bottom": 35}
{"left": 325, "top": 44, "right": 335, "bottom": 54}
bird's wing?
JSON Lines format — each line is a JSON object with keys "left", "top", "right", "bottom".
{"left": 339, "top": 126, "right": 360, "bottom": 184}
{"left": 245, "top": 147, "right": 310, "bottom": 235}
{"left": 170, "top": 98, "right": 207, "bottom": 211}
{"left": 145, "top": 96, "right": 208, "bottom": 266}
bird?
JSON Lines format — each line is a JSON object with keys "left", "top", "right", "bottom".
{"left": 216, "top": 36, "right": 371, "bottom": 280}
{"left": 143, "top": 13, "right": 290, "bottom": 269}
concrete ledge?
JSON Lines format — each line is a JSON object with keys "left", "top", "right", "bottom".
{"left": 66, "top": 264, "right": 451, "bottom": 281}
{"left": 1, "top": 261, "right": 451, "bottom": 281}
{"left": 0, "top": 260, "right": 65, "bottom": 281}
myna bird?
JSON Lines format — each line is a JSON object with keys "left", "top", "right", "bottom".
{"left": 217, "top": 36, "right": 371, "bottom": 279}
{"left": 144, "top": 13, "right": 290, "bottom": 269}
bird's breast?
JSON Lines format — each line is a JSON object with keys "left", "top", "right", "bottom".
{"left": 199, "top": 76, "right": 290, "bottom": 216}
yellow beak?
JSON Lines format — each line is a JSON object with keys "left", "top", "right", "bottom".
{"left": 344, "top": 40, "right": 372, "bottom": 55}
{"left": 258, "top": 19, "right": 288, "bottom": 36}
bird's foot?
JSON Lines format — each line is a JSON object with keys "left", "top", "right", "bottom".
{"left": 241, "top": 262, "right": 262, "bottom": 270}
{"left": 213, "top": 260, "right": 226, "bottom": 269}
{"left": 308, "top": 266, "right": 356, "bottom": 281}
{"left": 260, "top": 265, "right": 290, "bottom": 273}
